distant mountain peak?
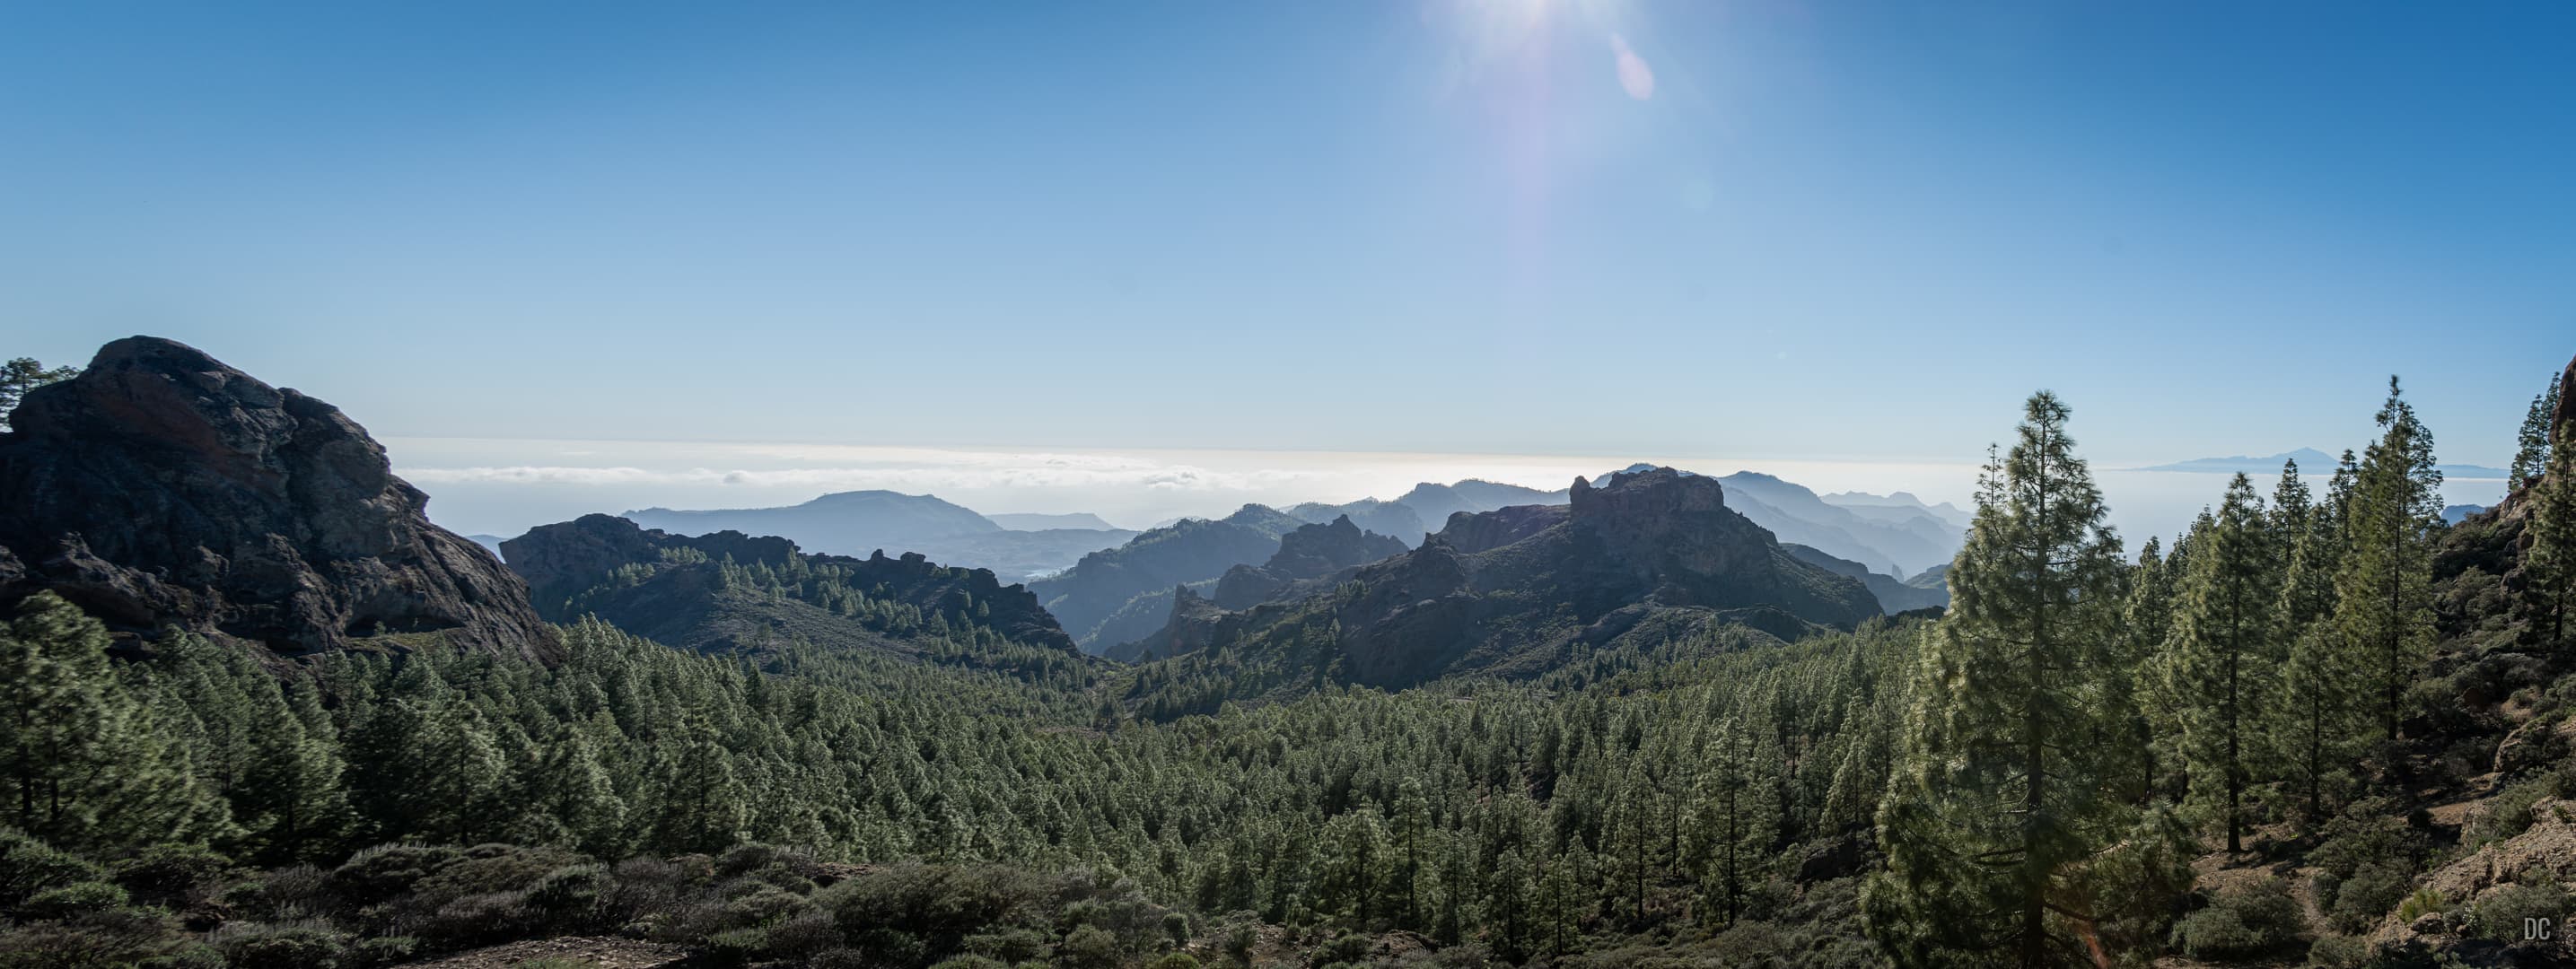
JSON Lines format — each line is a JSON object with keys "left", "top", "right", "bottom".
{"left": 2136, "top": 448, "right": 2507, "bottom": 478}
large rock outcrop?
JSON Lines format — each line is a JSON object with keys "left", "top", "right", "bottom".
{"left": 1107, "top": 515, "right": 1406, "bottom": 661}
{"left": 1208, "top": 515, "right": 1406, "bottom": 609}
{"left": 0, "top": 336, "right": 556, "bottom": 660}
{"left": 2558, "top": 354, "right": 2576, "bottom": 441}
{"left": 1124, "top": 467, "right": 1881, "bottom": 690}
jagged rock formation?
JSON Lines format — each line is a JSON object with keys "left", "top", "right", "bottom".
{"left": 1126, "top": 467, "right": 1880, "bottom": 690}
{"left": 0, "top": 336, "right": 556, "bottom": 660}
{"left": 1437, "top": 503, "right": 1568, "bottom": 554}
{"left": 1029, "top": 504, "right": 1309, "bottom": 651}
{"left": 1289, "top": 480, "right": 1572, "bottom": 549}
{"left": 1284, "top": 500, "right": 1427, "bottom": 548}
{"left": 1211, "top": 516, "right": 1406, "bottom": 609}
{"left": 1108, "top": 516, "right": 1406, "bottom": 661}
{"left": 502, "top": 513, "right": 1079, "bottom": 658}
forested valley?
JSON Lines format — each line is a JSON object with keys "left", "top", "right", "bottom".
{"left": 2, "top": 345, "right": 2575, "bottom": 969}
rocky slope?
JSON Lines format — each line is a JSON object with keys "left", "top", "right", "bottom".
{"left": 1284, "top": 499, "right": 1426, "bottom": 547}
{"left": 1028, "top": 504, "right": 1308, "bottom": 651}
{"left": 502, "top": 512, "right": 1079, "bottom": 658}
{"left": 1126, "top": 467, "right": 1881, "bottom": 691}
{"left": 1108, "top": 515, "right": 1407, "bottom": 661}
{"left": 1782, "top": 543, "right": 1948, "bottom": 613}
{"left": 0, "top": 336, "right": 556, "bottom": 660}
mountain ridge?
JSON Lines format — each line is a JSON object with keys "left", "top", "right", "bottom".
{"left": 1120, "top": 467, "right": 1882, "bottom": 697}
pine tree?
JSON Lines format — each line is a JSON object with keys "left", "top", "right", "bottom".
{"left": 2270, "top": 459, "right": 2313, "bottom": 546}
{"left": 1602, "top": 768, "right": 1657, "bottom": 927}
{"left": 2274, "top": 470, "right": 2358, "bottom": 819}
{"left": 0, "top": 357, "right": 77, "bottom": 432}
{"left": 2333, "top": 377, "right": 2442, "bottom": 741}
{"left": 1687, "top": 716, "right": 1781, "bottom": 925}
{"left": 1535, "top": 855, "right": 1582, "bottom": 957}
{"left": 2527, "top": 418, "right": 2576, "bottom": 652}
{"left": 2169, "top": 474, "right": 2279, "bottom": 854}
{"left": 1320, "top": 806, "right": 1387, "bottom": 928}
{"left": 1391, "top": 779, "right": 1433, "bottom": 930}
{"left": 1485, "top": 845, "right": 1535, "bottom": 962}
{"left": 1866, "top": 391, "right": 2134, "bottom": 969}
{"left": 412, "top": 702, "right": 510, "bottom": 845}
{"left": 2511, "top": 372, "right": 2563, "bottom": 488}
{"left": 2116, "top": 537, "right": 2179, "bottom": 803}
{"left": 0, "top": 595, "right": 231, "bottom": 852}
{"left": 239, "top": 674, "right": 354, "bottom": 862}
{"left": 647, "top": 724, "right": 750, "bottom": 854}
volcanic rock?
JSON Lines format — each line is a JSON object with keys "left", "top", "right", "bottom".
{"left": 0, "top": 336, "right": 556, "bottom": 659}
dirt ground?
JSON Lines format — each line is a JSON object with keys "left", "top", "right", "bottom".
{"left": 398, "top": 936, "right": 694, "bottom": 968}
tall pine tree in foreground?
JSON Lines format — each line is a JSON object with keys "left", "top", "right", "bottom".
{"left": 1867, "top": 391, "right": 2133, "bottom": 969}
{"left": 2273, "top": 463, "right": 2359, "bottom": 819}
{"left": 2527, "top": 418, "right": 2576, "bottom": 653}
{"left": 2511, "top": 371, "right": 2562, "bottom": 487}
{"left": 2333, "top": 377, "right": 2441, "bottom": 742}
{"left": 2116, "top": 537, "right": 2177, "bottom": 804}
{"left": 2168, "top": 474, "right": 2279, "bottom": 853}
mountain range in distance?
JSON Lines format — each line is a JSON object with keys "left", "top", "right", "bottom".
{"left": 2135, "top": 446, "right": 2510, "bottom": 479}
{"left": 577, "top": 467, "right": 1963, "bottom": 655}
{"left": 987, "top": 511, "right": 1123, "bottom": 531}
{"left": 1112, "top": 467, "right": 1892, "bottom": 697}
{"left": 619, "top": 492, "right": 1137, "bottom": 584}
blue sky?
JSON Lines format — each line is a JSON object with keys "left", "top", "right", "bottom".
{"left": 4, "top": 1, "right": 2571, "bottom": 476}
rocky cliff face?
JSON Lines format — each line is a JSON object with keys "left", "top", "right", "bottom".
{"left": 1208, "top": 516, "right": 1406, "bottom": 609}
{"left": 2558, "top": 354, "right": 2575, "bottom": 439}
{"left": 0, "top": 336, "right": 556, "bottom": 660}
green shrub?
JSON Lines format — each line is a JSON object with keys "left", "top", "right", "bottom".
{"left": 1059, "top": 924, "right": 1123, "bottom": 969}
{"left": 763, "top": 908, "right": 844, "bottom": 957}
{"left": 247, "top": 864, "right": 336, "bottom": 920}
{"left": 1144, "top": 954, "right": 1203, "bottom": 969}
{"left": 327, "top": 844, "right": 460, "bottom": 905}
{"left": 412, "top": 843, "right": 583, "bottom": 908}
{"left": 722, "top": 883, "right": 808, "bottom": 927}
{"left": 0, "top": 828, "right": 103, "bottom": 907}
{"left": 706, "top": 926, "right": 769, "bottom": 960}
{"left": 2465, "top": 774, "right": 2557, "bottom": 849}
{"left": 2170, "top": 908, "right": 2252, "bottom": 958}
{"left": 2313, "top": 799, "right": 2423, "bottom": 882}
{"left": 2467, "top": 881, "right": 2569, "bottom": 941}
{"left": 351, "top": 935, "right": 417, "bottom": 968}
{"left": 211, "top": 920, "right": 351, "bottom": 969}
{"left": 2330, "top": 862, "right": 2412, "bottom": 933}
{"left": 20, "top": 881, "right": 130, "bottom": 920}
{"left": 808, "top": 951, "right": 869, "bottom": 969}
{"left": 110, "top": 844, "right": 233, "bottom": 907}
{"left": 928, "top": 957, "right": 1009, "bottom": 969}
{"left": 962, "top": 927, "right": 1050, "bottom": 963}
{"left": 1308, "top": 931, "right": 1371, "bottom": 965}
{"left": 2306, "top": 933, "right": 2370, "bottom": 968}
{"left": 2396, "top": 886, "right": 2449, "bottom": 923}
{"left": 523, "top": 864, "right": 610, "bottom": 923}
